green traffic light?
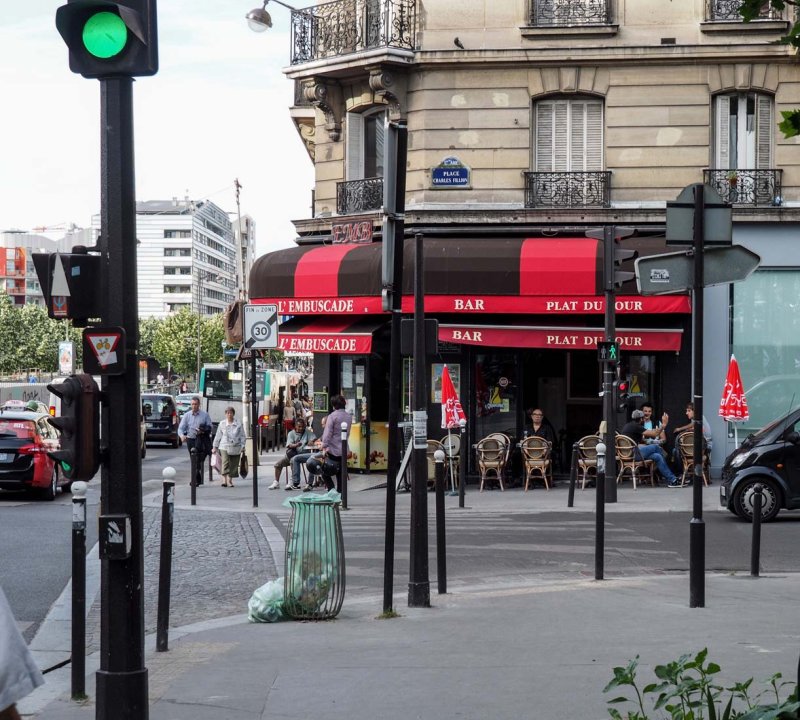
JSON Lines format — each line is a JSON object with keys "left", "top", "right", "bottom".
{"left": 82, "top": 12, "right": 128, "bottom": 59}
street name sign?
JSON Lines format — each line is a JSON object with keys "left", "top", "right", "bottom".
{"left": 243, "top": 304, "right": 278, "bottom": 349}
{"left": 635, "top": 246, "right": 761, "bottom": 295}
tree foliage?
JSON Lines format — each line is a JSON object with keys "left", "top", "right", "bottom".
{"left": 151, "top": 307, "right": 226, "bottom": 377}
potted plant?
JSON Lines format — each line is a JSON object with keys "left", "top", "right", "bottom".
{"left": 727, "top": 170, "right": 739, "bottom": 186}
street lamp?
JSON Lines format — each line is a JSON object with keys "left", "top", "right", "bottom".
{"left": 246, "top": 0, "right": 301, "bottom": 31}
{"left": 196, "top": 270, "right": 223, "bottom": 380}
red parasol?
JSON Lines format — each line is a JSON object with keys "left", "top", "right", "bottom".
{"left": 441, "top": 364, "right": 466, "bottom": 429}
{"left": 719, "top": 354, "right": 749, "bottom": 422}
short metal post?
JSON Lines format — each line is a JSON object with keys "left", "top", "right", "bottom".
{"left": 340, "top": 421, "right": 348, "bottom": 509}
{"left": 156, "top": 469, "right": 176, "bottom": 652}
{"left": 190, "top": 448, "right": 197, "bottom": 506}
{"left": 568, "top": 441, "right": 579, "bottom": 508}
{"left": 595, "top": 442, "right": 606, "bottom": 581}
{"left": 434, "top": 449, "right": 447, "bottom": 594}
{"left": 750, "top": 484, "right": 763, "bottom": 577}
{"left": 458, "top": 418, "right": 466, "bottom": 508}
{"left": 71, "top": 481, "right": 88, "bottom": 699}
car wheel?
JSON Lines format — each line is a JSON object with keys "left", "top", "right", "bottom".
{"left": 41, "top": 466, "right": 58, "bottom": 501}
{"left": 141, "top": 441, "right": 147, "bottom": 459}
{"left": 171, "top": 437, "right": 179, "bottom": 448}
{"left": 733, "top": 478, "right": 781, "bottom": 522}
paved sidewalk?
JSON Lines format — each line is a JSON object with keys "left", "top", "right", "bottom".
{"left": 21, "top": 456, "right": 753, "bottom": 719}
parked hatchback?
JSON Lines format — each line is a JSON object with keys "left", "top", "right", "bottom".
{"left": 141, "top": 393, "right": 180, "bottom": 447}
{"left": 720, "top": 406, "right": 800, "bottom": 522}
{"left": 0, "top": 410, "right": 66, "bottom": 500}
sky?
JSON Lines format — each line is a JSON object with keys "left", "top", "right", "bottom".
{"left": 0, "top": 0, "right": 314, "bottom": 258}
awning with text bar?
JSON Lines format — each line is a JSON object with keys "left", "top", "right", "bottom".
{"left": 277, "top": 317, "right": 387, "bottom": 355}
{"left": 439, "top": 324, "right": 684, "bottom": 352}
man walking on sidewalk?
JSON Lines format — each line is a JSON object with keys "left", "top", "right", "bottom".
{"left": 178, "top": 396, "right": 213, "bottom": 486}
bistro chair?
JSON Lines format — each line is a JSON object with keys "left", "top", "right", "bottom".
{"left": 426, "top": 439, "right": 445, "bottom": 489}
{"left": 615, "top": 435, "right": 655, "bottom": 489}
{"left": 441, "top": 433, "right": 461, "bottom": 488}
{"left": 677, "top": 432, "right": 710, "bottom": 487}
{"left": 577, "top": 435, "right": 600, "bottom": 490}
{"left": 485, "top": 432, "right": 511, "bottom": 482}
{"left": 475, "top": 436, "right": 507, "bottom": 491}
{"left": 521, "top": 436, "right": 552, "bottom": 491}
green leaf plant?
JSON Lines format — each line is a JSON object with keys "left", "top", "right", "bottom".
{"left": 604, "top": 649, "right": 800, "bottom": 720}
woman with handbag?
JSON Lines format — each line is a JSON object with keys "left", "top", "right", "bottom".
{"left": 212, "top": 406, "right": 246, "bottom": 488}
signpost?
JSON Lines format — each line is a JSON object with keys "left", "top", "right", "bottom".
{"left": 243, "top": 304, "right": 278, "bottom": 349}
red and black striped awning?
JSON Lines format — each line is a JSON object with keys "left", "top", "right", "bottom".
{"left": 249, "top": 238, "right": 690, "bottom": 316}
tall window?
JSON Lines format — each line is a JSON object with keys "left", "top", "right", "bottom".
{"left": 534, "top": 98, "right": 603, "bottom": 171}
{"left": 346, "top": 109, "right": 387, "bottom": 180}
{"left": 715, "top": 92, "right": 773, "bottom": 169}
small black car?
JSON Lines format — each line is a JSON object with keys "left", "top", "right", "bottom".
{"left": 141, "top": 393, "right": 180, "bottom": 448}
{"left": 720, "top": 407, "right": 800, "bottom": 522}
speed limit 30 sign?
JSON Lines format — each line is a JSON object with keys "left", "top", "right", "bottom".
{"left": 243, "top": 304, "right": 279, "bottom": 349}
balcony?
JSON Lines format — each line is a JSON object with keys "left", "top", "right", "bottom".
{"left": 705, "top": 0, "right": 778, "bottom": 21}
{"left": 703, "top": 169, "right": 783, "bottom": 207}
{"left": 336, "top": 177, "right": 383, "bottom": 215}
{"left": 529, "top": 0, "right": 611, "bottom": 26}
{"left": 290, "top": 0, "right": 416, "bottom": 66}
{"left": 523, "top": 171, "right": 611, "bottom": 209}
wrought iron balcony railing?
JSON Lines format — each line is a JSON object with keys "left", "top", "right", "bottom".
{"left": 705, "top": 0, "right": 778, "bottom": 21}
{"left": 524, "top": 171, "right": 611, "bottom": 208}
{"left": 530, "top": 0, "right": 611, "bottom": 26}
{"left": 290, "top": 0, "right": 416, "bottom": 65}
{"left": 703, "top": 169, "right": 783, "bottom": 207}
{"left": 336, "top": 177, "right": 383, "bottom": 215}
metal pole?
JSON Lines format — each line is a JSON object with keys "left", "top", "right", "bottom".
{"left": 595, "top": 442, "right": 606, "bottom": 580}
{"left": 409, "top": 232, "right": 430, "bottom": 608}
{"left": 690, "top": 183, "right": 706, "bottom": 609}
{"left": 458, "top": 418, "right": 466, "bottom": 508}
{"left": 196, "top": 274, "right": 202, "bottom": 382}
{"left": 567, "top": 441, "right": 578, "bottom": 508}
{"left": 96, "top": 75, "right": 148, "bottom": 720}
{"left": 750, "top": 484, "right": 763, "bottom": 577}
{"left": 250, "top": 354, "right": 259, "bottom": 508}
{"left": 434, "top": 450, "right": 447, "bottom": 594}
{"left": 71, "top": 481, "right": 88, "bottom": 699}
{"left": 383, "top": 119, "right": 407, "bottom": 613}
{"left": 156, "top": 471, "right": 175, "bottom": 652}
{"left": 340, "top": 421, "right": 349, "bottom": 509}
{"left": 602, "top": 226, "right": 617, "bottom": 503}
{"left": 190, "top": 448, "right": 197, "bottom": 506}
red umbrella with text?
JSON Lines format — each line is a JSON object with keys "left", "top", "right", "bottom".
{"left": 441, "top": 364, "right": 466, "bottom": 493}
{"left": 719, "top": 354, "right": 749, "bottom": 446}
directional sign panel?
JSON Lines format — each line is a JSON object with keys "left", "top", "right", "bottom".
{"left": 635, "top": 246, "right": 761, "bottom": 295}
{"left": 243, "top": 304, "right": 278, "bottom": 349}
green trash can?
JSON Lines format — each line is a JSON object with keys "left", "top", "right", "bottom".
{"left": 283, "top": 493, "right": 345, "bottom": 620}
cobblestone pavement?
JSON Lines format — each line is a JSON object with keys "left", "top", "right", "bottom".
{"left": 85, "top": 508, "right": 277, "bottom": 653}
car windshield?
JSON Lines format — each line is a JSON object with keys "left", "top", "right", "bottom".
{"left": 142, "top": 397, "right": 175, "bottom": 419}
{"left": 0, "top": 420, "right": 36, "bottom": 439}
{"left": 176, "top": 394, "right": 194, "bottom": 404}
{"left": 744, "top": 409, "right": 800, "bottom": 447}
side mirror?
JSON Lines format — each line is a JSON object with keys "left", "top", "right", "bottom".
{"left": 785, "top": 431, "right": 800, "bottom": 445}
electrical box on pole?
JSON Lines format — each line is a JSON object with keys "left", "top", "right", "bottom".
{"left": 55, "top": 0, "right": 158, "bottom": 79}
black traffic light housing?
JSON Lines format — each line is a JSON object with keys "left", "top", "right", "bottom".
{"left": 32, "top": 250, "right": 102, "bottom": 325}
{"left": 47, "top": 374, "right": 101, "bottom": 481}
{"left": 612, "top": 378, "right": 630, "bottom": 413}
{"left": 55, "top": 0, "right": 158, "bottom": 79}
{"left": 604, "top": 240, "right": 639, "bottom": 290}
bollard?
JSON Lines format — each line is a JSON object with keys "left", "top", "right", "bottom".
{"left": 458, "top": 418, "right": 466, "bottom": 508}
{"left": 434, "top": 449, "right": 447, "bottom": 594}
{"left": 71, "top": 481, "right": 88, "bottom": 699}
{"left": 567, "top": 441, "right": 579, "bottom": 508}
{"left": 340, "top": 421, "right": 349, "bottom": 510}
{"left": 750, "top": 484, "right": 763, "bottom": 577}
{"left": 190, "top": 447, "right": 197, "bottom": 506}
{"left": 595, "top": 442, "right": 606, "bottom": 581}
{"left": 156, "top": 468, "right": 176, "bottom": 652}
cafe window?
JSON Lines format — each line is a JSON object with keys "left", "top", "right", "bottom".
{"left": 475, "top": 353, "right": 518, "bottom": 438}
{"left": 339, "top": 355, "right": 367, "bottom": 423}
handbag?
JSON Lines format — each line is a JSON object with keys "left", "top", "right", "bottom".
{"left": 239, "top": 452, "right": 249, "bottom": 478}
{"left": 285, "top": 446, "right": 299, "bottom": 460}
{"left": 211, "top": 450, "right": 222, "bottom": 474}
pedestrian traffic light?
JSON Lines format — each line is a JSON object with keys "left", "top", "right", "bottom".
{"left": 55, "top": 0, "right": 158, "bottom": 79}
{"left": 613, "top": 378, "right": 630, "bottom": 413}
{"left": 605, "top": 240, "right": 638, "bottom": 290}
{"left": 597, "top": 341, "right": 620, "bottom": 364}
{"left": 47, "top": 374, "right": 101, "bottom": 481}
{"left": 32, "top": 250, "right": 102, "bottom": 325}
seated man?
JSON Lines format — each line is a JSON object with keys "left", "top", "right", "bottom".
{"left": 270, "top": 417, "right": 316, "bottom": 490}
{"left": 620, "top": 409, "right": 679, "bottom": 487}
{"left": 673, "top": 402, "right": 713, "bottom": 451}
{"left": 305, "top": 394, "right": 353, "bottom": 492}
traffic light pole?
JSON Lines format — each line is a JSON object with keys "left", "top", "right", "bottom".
{"left": 602, "top": 226, "right": 618, "bottom": 503}
{"left": 96, "top": 76, "right": 149, "bottom": 720}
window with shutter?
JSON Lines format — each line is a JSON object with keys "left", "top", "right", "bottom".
{"left": 714, "top": 92, "right": 773, "bottom": 170}
{"left": 534, "top": 97, "right": 604, "bottom": 171}
{"left": 345, "top": 108, "right": 386, "bottom": 180}
{"left": 755, "top": 94, "right": 773, "bottom": 169}
{"left": 346, "top": 112, "right": 364, "bottom": 181}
